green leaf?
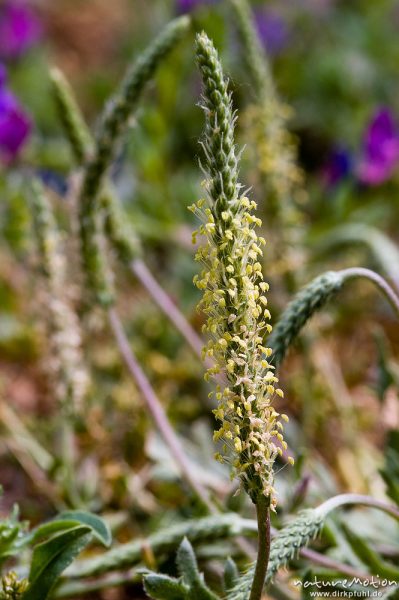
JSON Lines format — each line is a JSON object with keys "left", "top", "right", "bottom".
{"left": 224, "top": 557, "right": 239, "bottom": 592}
{"left": 176, "top": 538, "right": 200, "bottom": 586}
{"left": 143, "top": 573, "right": 190, "bottom": 599}
{"left": 374, "top": 331, "right": 394, "bottom": 403}
{"left": 301, "top": 570, "right": 316, "bottom": 600}
{"left": 30, "top": 511, "right": 111, "bottom": 548}
{"left": 176, "top": 538, "right": 219, "bottom": 600}
{"left": 380, "top": 431, "right": 399, "bottom": 505}
{"left": 0, "top": 504, "right": 29, "bottom": 565}
{"left": 341, "top": 525, "right": 399, "bottom": 580}
{"left": 21, "top": 512, "right": 112, "bottom": 599}
{"left": 57, "top": 511, "right": 112, "bottom": 547}
{"left": 21, "top": 526, "right": 92, "bottom": 600}
{"left": 29, "top": 520, "right": 88, "bottom": 544}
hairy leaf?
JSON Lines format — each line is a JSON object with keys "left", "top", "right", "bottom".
{"left": 177, "top": 538, "right": 219, "bottom": 600}
{"left": 144, "top": 574, "right": 189, "bottom": 600}
{"left": 224, "top": 558, "right": 239, "bottom": 592}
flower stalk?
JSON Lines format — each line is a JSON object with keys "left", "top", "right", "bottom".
{"left": 194, "top": 31, "right": 292, "bottom": 506}
{"left": 78, "top": 16, "right": 190, "bottom": 306}
{"left": 50, "top": 64, "right": 204, "bottom": 358}
{"left": 269, "top": 268, "right": 399, "bottom": 369}
{"left": 194, "top": 30, "right": 294, "bottom": 598}
{"left": 30, "top": 180, "right": 89, "bottom": 503}
{"left": 249, "top": 497, "right": 270, "bottom": 600}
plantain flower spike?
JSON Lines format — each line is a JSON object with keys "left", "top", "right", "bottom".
{"left": 192, "top": 32, "right": 293, "bottom": 508}
{"left": 31, "top": 180, "right": 89, "bottom": 416}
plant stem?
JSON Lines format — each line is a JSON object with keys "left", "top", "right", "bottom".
{"left": 107, "top": 307, "right": 214, "bottom": 513}
{"left": 317, "top": 493, "right": 399, "bottom": 521}
{"left": 299, "top": 548, "right": 376, "bottom": 581}
{"left": 130, "top": 258, "right": 204, "bottom": 358}
{"left": 249, "top": 496, "right": 271, "bottom": 600}
{"left": 341, "top": 267, "right": 399, "bottom": 319}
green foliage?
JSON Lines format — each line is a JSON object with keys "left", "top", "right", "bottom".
{"left": 49, "top": 68, "right": 93, "bottom": 164}
{"left": 380, "top": 430, "right": 399, "bottom": 505}
{"left": 223, "top": 558, "right": 239, "bottom": 593}
{"left": 66, "top": 513, "right": 257, "bottom": 578}
{"left": 21, "top": 526, "right": 92, "bottom": 600}
{"left": 19, "top": 512, "right": 111, "bottom": 600}
{"left": 50, "top": 68, "right": 142, "bottom": 266}
{"left": 30, "top": 511, "right": 112, "bottom": 548}
{"left": 78, "top": 15, "right": 190, "bottom": 306}
{"left": 269, "top": 271, "right": 344, "bottom": 368}
{"left": 2, "top": 4, "right": 399, "bottom": 600}
{"left": 144, "top": 538, "right": 218, "bottom": 600}
{"left": 228, "top": 509, "right": 324, "bottom": 600}
{"left": 318, "top": 224, "right": 399, "bottom": 286}
{"left": 176, "top": 538, "right": 218, "bottom": 599}
{"left": 374, "top": 331, "right": 395, "bottom": 403}
{"left": 228, "top": 494, "right": 399, "bottom": 599}
{"left": 144, "top": 574, "right": 189, "bottom": 600}
{"left": 0, "top": 504, "right": 28, "bottom": 568}
{"left": 341, "top": 524, "right": 399, "bottom": 580}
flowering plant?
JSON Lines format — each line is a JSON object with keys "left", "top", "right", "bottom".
{"left": 0, "top": 2, "right": 398, "bottom": 600}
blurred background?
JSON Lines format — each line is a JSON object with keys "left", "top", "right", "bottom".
{"left": 0, "top": 1, "right": 399, "bottom": 598}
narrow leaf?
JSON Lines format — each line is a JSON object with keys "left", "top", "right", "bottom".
{"left": 341, "top": 525, "right": 399, "bottom": 580}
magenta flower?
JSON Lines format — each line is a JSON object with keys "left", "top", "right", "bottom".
{"left": 0, "top": 1, "right": 42, "bottom": 61}
{"left": 0, "top": 65, "right": 31, "bottom": 164}
{"left": 254, "top": 8, "right": 290, "bottom": 55}
{"left": 358, "top": 108, "right": 399, "bottom": 186}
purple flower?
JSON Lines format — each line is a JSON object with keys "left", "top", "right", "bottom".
{"left": 323, "top": 147, "right": 352, "bottom": 188}
{"left": 358, "top": 108, "right": 399, "bottom": 186}
{"left": 0, "top": 1, "right": 42, "bottom": 61}
{"left": 254, "top": 8, "right": 290, "bottom": 55}
{"left": 0, "top": 66, "right": 31, "bottom": 164}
